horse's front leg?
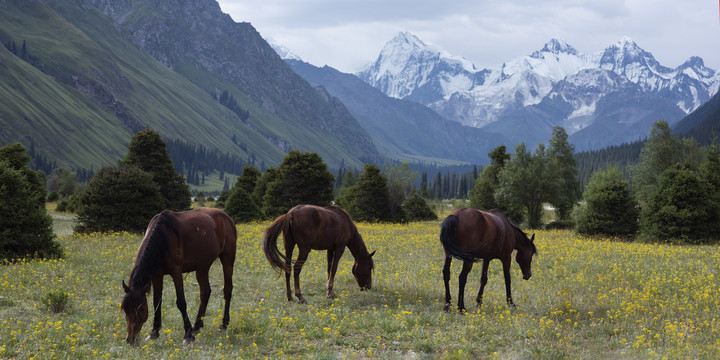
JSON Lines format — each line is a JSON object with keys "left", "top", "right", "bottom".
{"left": 501, "top": 258, "right": 515, "bottom": 308}
{"left": 476, "top": 259, "right": 490, "bottom": 307}
{"left": 326, "top": 247, "right": 345, "bottom": 298}
{"left": 171, "top": 271, "right": 194, "bottom": 343}
{"left": 457, "top": 260, "right": 473, "bottom": 312}
{"left": 293, "top": 248, "right": 310, "bottom": 304}
{"left": 192, "top": 268, "right": 211, "bottom": 335}
{"left": 147, "top": 274, "right": 163, "bottom": 340}
{"left": 442, "top": 255, "right": 452, "bottom": 312}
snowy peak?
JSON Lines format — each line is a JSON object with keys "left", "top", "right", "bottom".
{"left": 384, "top": 31, "right": 428, "bottom": 53}
{"left": 531, "top": 38, "right": 578, "bottom": 57}
{"left": 357, "top": 31, "right": 479, "bottom": 99}
{"left": 265, "top": 37, "right": 302, "bottom": 61}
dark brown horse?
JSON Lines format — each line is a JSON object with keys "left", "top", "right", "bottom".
{"left": 440, "top": 208, "right": 536, "bottom": 312}
{"left": 121, "top": 208, "right": 236, "bottom": 344}
{"left": 263, "top": 205, "right": 375, "bottom": 304}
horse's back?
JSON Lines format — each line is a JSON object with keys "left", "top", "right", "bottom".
{"left": 289, "top": 205, "right": 354, "bottom": 250}
{"left": 449, "top": 208, "right": 510, "bottom": 258}
{"left": 173, "top": 208, "right": 236, "bottom": 270}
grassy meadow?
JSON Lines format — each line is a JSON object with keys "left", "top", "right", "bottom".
{"left": 2, "top": 211, "right": 720, "bottom": 359}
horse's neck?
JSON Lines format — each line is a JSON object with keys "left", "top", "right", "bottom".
{"left": 347, "top": 233, "right": 369, "bottom": 261}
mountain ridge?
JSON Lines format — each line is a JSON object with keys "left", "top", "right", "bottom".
{"left": 355, "top": 32, "right": 719, "bottom": 151}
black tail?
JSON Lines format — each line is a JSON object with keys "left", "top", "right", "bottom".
{"left": 439, "top": 214, "right": 482, "bottom": 262}
{"left": 262, "top": 213, "right": 291, "bottom": 273}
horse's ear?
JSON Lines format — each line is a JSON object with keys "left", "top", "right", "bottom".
{"left": 530, "top": 234, "right": 535, "bottom": 242}
{"left": 370, "top": 250, "right": 376, "bottom": 257}
{"left": 122, "top": 280, "right": 130, "bottom": 293}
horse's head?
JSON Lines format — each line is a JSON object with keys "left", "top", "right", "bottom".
{"left": 121, "top": 280, "right": 150, "bottom": 345}
{"left": 516, "top": 234, "right": 537, "bottom": 280}
{"left": 352, "top": 250, "right": 376, "bottom": 290}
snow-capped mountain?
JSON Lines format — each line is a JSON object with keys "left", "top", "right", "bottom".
{"left": 358, "top": 32, "right": 720, "bottom": 149}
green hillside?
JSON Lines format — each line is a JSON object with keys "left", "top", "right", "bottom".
{"left": 0, "top": 0, "right": 378, "bottom": 174}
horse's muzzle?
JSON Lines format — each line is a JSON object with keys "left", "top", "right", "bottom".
{"left": 522, "top": 274, "right": 531, "bottom": 280}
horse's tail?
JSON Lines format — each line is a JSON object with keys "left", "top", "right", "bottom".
{"left": 262, "top": 213, "right": 291, "bottom": 273}
{"left": 440, "top": 214, "right": 480, "bottom": 262}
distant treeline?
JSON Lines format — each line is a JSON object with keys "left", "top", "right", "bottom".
{"left": 574, "top": 140, "right": 644, "bottom": 189}
{"left": 166, "top": 138, "right": 262, "bottom": 186}
{"left": 213, "top": 90, "right": 250, "bottom": 122}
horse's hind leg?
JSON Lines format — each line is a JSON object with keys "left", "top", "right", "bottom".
{"left": 284, "top": 244, "right": 295, "bottom": 302}
{"left": 191, "top": 268, "right": 211, "bottom": 334}
{"left": 442, "top": 255, "right": 452, "bottom": 312}
{"left": 476, "top": 259, "right": 490, "bottom": 307}
{"left": 219, "top": 253, "right": 234, "bottom": 330}
{"left": 293, "top": 248, "right": 310, "bottom": 304}
{"left": 457, "top": 260, "right": 473, "bottom": 312}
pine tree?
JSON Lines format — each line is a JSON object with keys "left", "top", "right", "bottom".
{"left": 0, "top": 156, "right": 63, "bottom": 260}
{"left": 120, "top": 129, "right": 190, "bottom": 211}
{"left": 640, "top": 164, "right": 720, "bottom": 242}
{"left": 547, "top": 126, "right": 581, "bottom": 221}
{"left": 576, "top": 167, "right": 639, "bottom": 237}
{"left": 262, "top": 151, "right": 334, "bottom": 218}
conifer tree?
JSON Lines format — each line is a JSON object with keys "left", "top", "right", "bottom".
{"left": 576, "top": 167, "right": 639, "bottom": 237}
{"left": 0, "top": 143, "right": 63, "bottom": 260}
{"left": 120, "top": 129, "right": 190, "bottom": 211}
{"left": 262, "top": 151, "right": 334, "bottom": 218}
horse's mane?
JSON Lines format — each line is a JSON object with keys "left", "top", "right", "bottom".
{"left": 329, "top": 206, "right": 373, "bottom": 268}
{"left": 508, "top": 219, "right": 537, "bottom": 254}
{"left": 129, "top": 211, "right": 175, "bottom": 289}
{"left": 488, "top": 209, "right": 536, "bottom": 254}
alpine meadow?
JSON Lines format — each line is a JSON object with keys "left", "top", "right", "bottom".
{"left": 3, "top": 0, "right": 720, "bottom": 359}
{"left": 2, "top": 217, "right": 720, "bottom": 359}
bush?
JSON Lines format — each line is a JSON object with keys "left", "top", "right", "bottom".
{"left": 47, "top": 191, "right": 59, "bottom": 202}
{"left": 403, "top": 192, "right": 437, "bottom": 221}
{"left": 225, "top": 187, "right": 263, "bottom": 223}
{"left": 75, "top": 166, "right": 165, "bottom": 233}
{"left": 545, "top": 220, "right": 575, "bottom": 230}
{"left": 42, "top": 289, "right": 70, "bottom": 313}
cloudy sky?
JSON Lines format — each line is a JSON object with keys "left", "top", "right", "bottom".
{"left": 216, "top": 0, "right": 720, "bottom": 74}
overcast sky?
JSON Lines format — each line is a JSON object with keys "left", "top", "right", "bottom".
{"left": 216, "top": 0, "right": 720, "bottom": 74}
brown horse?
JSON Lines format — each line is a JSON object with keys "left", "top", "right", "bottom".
{"left": 440, "top": 208, "right": 537, "bottom": 312}
{"left": 263, "top": 205, "right": 376, "bottom": 304}
{"left": 121, "top": 208, "right": 236, "bottom": 344}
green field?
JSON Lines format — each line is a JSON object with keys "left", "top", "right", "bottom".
{"left": 1, "top": 213, "right": 720, "bottom": 359}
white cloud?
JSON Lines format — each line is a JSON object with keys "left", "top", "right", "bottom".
{"left": 217, "top": 0, "right": 720, "bottom": 73}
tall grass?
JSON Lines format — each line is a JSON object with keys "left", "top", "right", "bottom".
{"left": 1, "top": 221, "right": 719, "bottom": 358}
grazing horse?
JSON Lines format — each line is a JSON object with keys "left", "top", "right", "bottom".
{"left": 440, "top": 208, "right": 537, "bottom": 312}
{"left": 121, "top": 208, "right": 236, "bottom": 344}
{"left": 262, "top": 205, "right": 376, "bottom": 304}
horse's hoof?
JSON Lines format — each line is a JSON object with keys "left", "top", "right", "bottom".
{"left": 326, "top": 292, "right": 336, "bottom": 299}
{"left": 298, "top": 298, "right": 307, "bottom": 304}
{"left": 146, "top": 331, "right": 159, "bottom": 341}
{"left": 183, "top": 336, "right": 195, "bottom": 345}
{"left": 443, "top": 303, "right": 451, "bottom": 312}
